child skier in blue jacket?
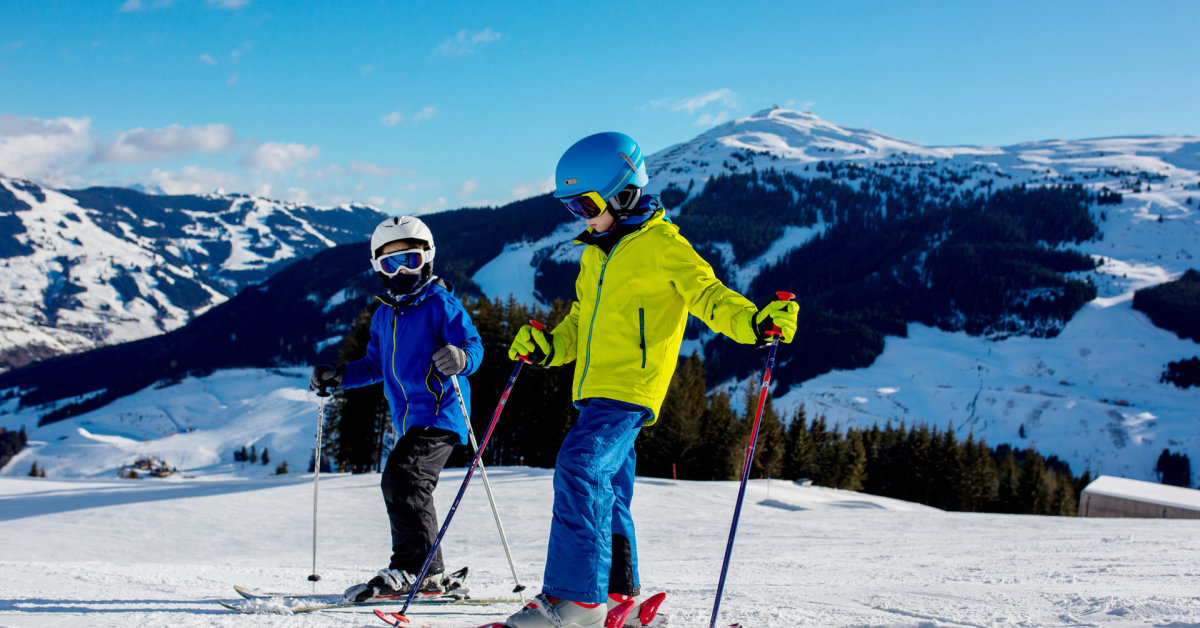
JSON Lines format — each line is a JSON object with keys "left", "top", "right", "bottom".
{"left": 502, "top": 133, "right": 798, "bottom": 628}
{"left": 310, "top": 215, "right": 484, "bottom": 603}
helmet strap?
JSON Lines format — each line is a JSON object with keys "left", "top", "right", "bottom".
{"left": 609, "top": 186, "right": 643, "bottom": 221}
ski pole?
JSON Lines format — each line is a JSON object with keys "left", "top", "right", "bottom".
{"left": 309, "top": 382, "right": 331, "bottom": 589}
{"left": 709, "top": 293, "right": 794, "bottom": 628}
{"left": 394, "top": 320, "right": 543, "bottom": 621}
{"left": 449, "top": 372, "right": 527, "bottom": 600}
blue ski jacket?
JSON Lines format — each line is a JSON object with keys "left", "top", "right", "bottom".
{"left": 341, "top": 279, "right": 483, "bottom": 445}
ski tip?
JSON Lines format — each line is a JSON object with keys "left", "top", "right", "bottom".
{"left": 375, "top": 609, "right": 409, "bottom": 626}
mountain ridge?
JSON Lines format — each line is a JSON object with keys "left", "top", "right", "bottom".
{"left": 1, "top": 109, "right": 1198, "bottom": 484}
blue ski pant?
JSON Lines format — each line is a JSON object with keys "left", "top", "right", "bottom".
{"left": 542, "top": 398, "right": 649, "bottom": 604}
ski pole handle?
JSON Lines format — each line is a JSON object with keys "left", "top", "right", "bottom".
{"left": 517, "top": 319, "right": 546, "bottom": 364}
{"left": 764, "top": 291, "right": 795, "bottom": 337}
{"left": 315, "top": 384, "right": 330, "bottom": 398}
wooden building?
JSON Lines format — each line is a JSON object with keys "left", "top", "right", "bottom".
{"left": 1078, "top": 475, "right": 1200, "bottom": 519}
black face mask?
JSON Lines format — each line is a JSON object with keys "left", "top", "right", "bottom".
{"left": 385, "top": 272, "right": 423, "bottom": 294}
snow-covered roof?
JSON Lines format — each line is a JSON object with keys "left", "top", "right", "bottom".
{"left": 1083, "top": 475, "right": 1200, "bottom": 511}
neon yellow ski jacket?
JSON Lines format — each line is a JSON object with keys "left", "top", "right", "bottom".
{"left": 551, "top": 208, "right": 759, "bottom": 422}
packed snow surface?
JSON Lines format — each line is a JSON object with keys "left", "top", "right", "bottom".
{"left": 2, "top": 468, "right": 1199, "bottom": 627}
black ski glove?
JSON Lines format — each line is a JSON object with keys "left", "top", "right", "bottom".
{"left": 432, "top": 344, "right": 468, "bottom": 377}
{"left": 309, "top": 364, "right": 344, "bottom": 392}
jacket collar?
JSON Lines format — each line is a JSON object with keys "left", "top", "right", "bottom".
{"left": 377, "top": 276, "right": 450, "bottom": 308}
{"left": 573, "top": 207, "right": 668, "bottom": 248}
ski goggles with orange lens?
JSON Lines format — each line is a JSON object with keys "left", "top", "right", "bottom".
{"left": 373, "top": 249, "right": 430, "bottom": 276}
{"left": 561, "top": 191, "right": 608, "bottom": 221}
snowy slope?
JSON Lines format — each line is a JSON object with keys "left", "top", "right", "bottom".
{"left": 0, "top": 368, "right": 318, "bottom": 479}
{"left": 0, "top": 178, "right": 384, "bottom": 371}
{"left": 470, "top": 109, "right": 1200, "bottom": 485}
{"left": 1, "top": 467, "right": 1198, "bottom": 627}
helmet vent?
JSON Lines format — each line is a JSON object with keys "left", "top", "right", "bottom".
{"left": 564, "top": 177, "right": 577, "bottom": 186}
{"left": 619, "top": 151, "right": 638, "bottom": 172}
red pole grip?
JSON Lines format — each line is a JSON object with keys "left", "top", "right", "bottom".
{"left": 518, "top": 320, "right": 547, "bottom": 363}
{"left": 765, "top": 292, "right": 795, "bottom": 337}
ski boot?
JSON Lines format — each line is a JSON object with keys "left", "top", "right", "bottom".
{"left": 505, "top": 592, "right": 606, "bottom": 628}
{"left": 343, "top": 567, "right": 461, "bottom": 603}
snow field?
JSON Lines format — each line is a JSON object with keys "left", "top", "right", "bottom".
{"left": 1, "top": 469, "right": 1199, "bottom": 627}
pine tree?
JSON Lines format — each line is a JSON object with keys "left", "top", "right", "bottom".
{"left": 275, "top": 460, "right": 289, "bottom": 475}
{"left": 249, "top": 444, "right": 257, "bottom": 464}
{"left": 807, "top": 414, "right": 833, "bottom": 486}
{"left": 933, "top": 425, "right": 963, "bottom": 510}
{"left": 28, "top": 460, "right": 39, "bottom": 477}
{"left": 782, "top": 405, "right": 814, "bottom": 480}
{"left": 839, "top": 430, "right": 868, "bottom": 491}
{"left": 637, "top": 352, "right": 707, "bottom": 478}
{"left": 961, "top": 435, "right": 994, "bottom": 512}
{"left": 744, "top": 382, "right": 784, "bottom": 480}
{"left": 995, "top": 450, "right": 1019, "bottom": 513}
{"left": 261, "top": 447, "right": 270, "bottom": 465}
{"left": 1017, "top": 450, "right": 1050, "bottom": 515}
{"left": 696, "top": 391, "right": 739, "bottom": 480}
{"left": 1049, "top": 471, "right": 1077, "bottom": 516}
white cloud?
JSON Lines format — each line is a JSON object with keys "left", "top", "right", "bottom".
{"left": 119, "top": 0, "right": 178, "bottom": 12}
{"left": 380, "top": 106, "right": 437, "bottom": 127}
{"left": 458, "top": 179, "right": 478, "bottom": 198}
{"left": 695, "top": 111, "right": 731, "bottom": 127}
{"left": 351, "top": 161, "right": 417, "bottom": 178}
{"left": 511, "top": 177, "right": 555, "bottom": 201}
{"left": 418, "top": 197, "right": 448, "bottom": 214}
{"left": 229, "top": 42, "right": 252, "bottom": 63}
{"left": 433, "top": 27, "right": 502, "bottom": 58}
{"left": 91, "top": 123, "right": 237, "bottom": 163}
{"left": 225, "top": 72, "right": 239, "bottom": 86}
{"left": 651, "top": 88, "right": 739, "bottom": 114}
{"left": 786, "top": 99, "right": 816, "bottom": 111}
{"left": 238, "top": 141, "right": 320, "bottom": 172}
{"left": 0, "top": 114, "right": 93, "bottom": 180}
{"left": 208, "top": 0, "right": 249, "bottom": 8}
{"left": 141, "top": 166, "right": 249, "bottom": 196}
{"left": 364, "top": 195, "right": 388, "bottom": 207}
{"left": 380, "top": 111, "right": 403, "bottom": 127}
{"left": 200, "top": 53, "right": 217, "bottom": 66}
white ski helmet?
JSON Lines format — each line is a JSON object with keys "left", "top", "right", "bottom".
{"left": 369, "top": 216, "right": 436, "bottom": 262}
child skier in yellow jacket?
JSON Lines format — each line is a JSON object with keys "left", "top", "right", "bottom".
{"left": 502, "top": 132, "right": 798, "bottom": 628}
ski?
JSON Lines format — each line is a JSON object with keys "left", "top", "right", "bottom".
{"left": 220, "top": 593, "right": 521, "bottom": 615}
{"left": 375, "top": 592, "right": 668, "bottom": 628}
{"left": 234, "top": 565, "right": 471, "bottom": 599}
{"left": 233, "top": 584, "right": 473, "bottom": 601}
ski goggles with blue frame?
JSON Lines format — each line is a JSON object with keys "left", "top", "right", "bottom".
{"left": 561, "top": 190, "right": 608, "bottom": 221}
{"left": 372, "top": 249, "right": 431, "bottom": 276}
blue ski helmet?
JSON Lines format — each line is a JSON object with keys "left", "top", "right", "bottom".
{"left": 554, "top": 132, "right": 649, "bottom": 202}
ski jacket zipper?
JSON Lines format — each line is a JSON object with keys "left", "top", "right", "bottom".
{"left": 390, "top": 307, "right": 409, "bottom": 433}
{"left": 576, "top": 234, "right": 637, "bottom": 398}
{"left": 638, "top": 307, "right": 646, "bottom": 368}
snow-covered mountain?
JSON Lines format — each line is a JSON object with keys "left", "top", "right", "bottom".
{"left": 0, "top": 178, "right": 385, "bottom": 371}
{"left": 472, "top": 109, "right": 1200, "bottom": 484}
{"left": 2, "top": 108, "right": 1199, "bottom": 486}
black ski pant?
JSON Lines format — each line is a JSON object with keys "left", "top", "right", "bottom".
{"left": 381, "top": 425, "right": 458, "bottom": 574}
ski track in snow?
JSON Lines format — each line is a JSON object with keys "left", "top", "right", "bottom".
{"left": 1, "top": 470, "right": 1199, "bottom": 627}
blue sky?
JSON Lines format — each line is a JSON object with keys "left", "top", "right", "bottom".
{"left": 1, "top": 0, "right": 1197, "bottom": 214}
